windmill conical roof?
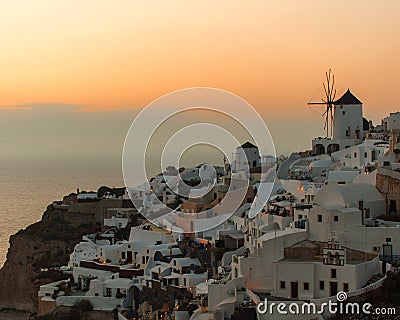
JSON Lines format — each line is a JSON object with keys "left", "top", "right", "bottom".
{"left": 334, "top": 89, "right": 362, "bottom": 105}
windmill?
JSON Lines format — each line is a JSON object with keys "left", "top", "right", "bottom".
{"left": 308, "top": 69, "right": 337, "bottom": 137}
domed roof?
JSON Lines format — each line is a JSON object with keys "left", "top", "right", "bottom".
{"left": 309, "top": 159, "right": 333, "bottom": 168}
{"left": 316, "top": 182, "right": 382, "bottom": 208}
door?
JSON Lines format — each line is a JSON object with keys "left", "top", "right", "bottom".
{"left": 330, "top": 282, "right": 338, "bottom": 297}
{"left": 291, "top": 282, "right": 298, "bottom": 299}
{"left": 127, "top": 251, "right": 133, "bottom": 263}
{"left": 390, "top": 200, "right": 397, "bottom": 216}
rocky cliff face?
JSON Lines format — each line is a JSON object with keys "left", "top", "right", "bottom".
{"left": 0, "top": 204, "right": 98, "bottom": 312}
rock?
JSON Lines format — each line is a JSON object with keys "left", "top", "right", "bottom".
{"left": 0, "top": 204, "right": 98, "bottom": 312}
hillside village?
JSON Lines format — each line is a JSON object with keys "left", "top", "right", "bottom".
{"left": 35, "top": 89, "right": 400, "bottom": 320}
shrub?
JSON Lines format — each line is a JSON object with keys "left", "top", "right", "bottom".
{"left": 74, "top": 299, "right": 93, "bottom": 312}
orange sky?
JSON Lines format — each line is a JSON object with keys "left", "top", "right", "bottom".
{"left": 1, "top": 1, "right": 400, "bottom": 123}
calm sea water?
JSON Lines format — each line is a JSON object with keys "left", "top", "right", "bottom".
{"left": 0, "top": 162, "right": 124, "bottom": 267}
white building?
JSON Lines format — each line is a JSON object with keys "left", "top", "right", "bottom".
{"left": 69, "top": 240, "right": 99, "bottom": 268}
{"left": 382, "top": 111, "right": 400, "bottom": 130}
{"left": 314, "top": 182, "right": 385, "bottom": 218}
{"left": 312, "top": 89, "right": 364, "bottom": 155}
{"left": 333, "top": 89, "right": 363, "bottom": 141}
{"left": 147, "top": 258, "right": 208, "bottom": 292}
{"left": 331, "top": 139, "right": 389, "bottom": 171}
{"left": 233, "top": 142, "right": 261, "bottom": 172}
{"left": 273, "top": 241, "right": 381, "bottom": 300}
{"left": 77, "top": 192, "right": 98, "bottom": 200}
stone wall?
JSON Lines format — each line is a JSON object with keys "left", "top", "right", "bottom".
{"left": 376, "top": 168, "right": 400, "bottom": 218}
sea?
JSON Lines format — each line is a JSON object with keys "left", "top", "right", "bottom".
{"left": 0, "top": 161, "right": 124, "bottom": 268}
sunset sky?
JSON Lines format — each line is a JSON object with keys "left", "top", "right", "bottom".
{"left": 1, "top": 1, "right": 400, "bottom": 172}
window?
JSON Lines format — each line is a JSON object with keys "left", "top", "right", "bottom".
{"left": 280, "top": 281, "right": 286, "bottom": 289}
{"left": 318, "top": 215, "right": 323, "bottom": 222}
{"left": 298, "top": 214, "right": 303, "bottom": 220}
{"left": 343, "top": 283, "right": 349, "bottom": 292}
{"left": 364, "top": 152, "right": 368, "bottom": 158}
{"left": 331, "top": 269, "right": 337, "bottom": 279}
{"left": 128, "top": 245, "right": 131, "bottom": 249}
{"left": 354, "top": 152, "right": 357, "bottom": 158}
{"left": 106, "top": 288, "right": 112, "bottom": 297}
{"left": 121, "top": 252, "right": 126, "bottom": 259}
{"left": 342, "top": 111, "right": 345, "bottom": 115}
{"left": 319, "top": 281, "right": 325, "bottom": 290}
{"left": 384, "top": 161, "right": 390, "bottom": 167}
{"left": 386, "top": 238, "right": 392, "bottom": 243}
{"left": 333, "top": 215, "right": 339, "bottom": 222}
{"left": 390, "top": 200, "right": 397, "bottom": 212}
{"left": 303, "top": 282, "right": 310, "bottom": 291}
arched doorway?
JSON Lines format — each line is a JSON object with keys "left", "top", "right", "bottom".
{"left": 327, "top": 143, "right": 340, "bottom": 155}
{"left": 313, "top": 144, "right": 325, "bottom": 155}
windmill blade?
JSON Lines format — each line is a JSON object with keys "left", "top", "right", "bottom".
{"left": 328, "top": 75, "right": 335, "bottom": 103}
{"left": 324, "top": 113, "right": 329, "bottom": 133}
{"left": 326, "top": 70, "right": 332, "bottom": 97}
{"left": 323, "top": 83, "right": 329, "bottom": 99}
{"left": 308, "top": 69, "right": 337, "bottom": 137}
{"left": 327, "top": 71, "right": 332, "bottom": 96}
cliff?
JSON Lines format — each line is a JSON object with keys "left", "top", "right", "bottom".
{"left": 0, "top": 203, "right": 98, "bottom": 312}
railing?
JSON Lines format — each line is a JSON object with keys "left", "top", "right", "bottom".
{"left": 379, "top": 254, "right": 400, "bottom": 263}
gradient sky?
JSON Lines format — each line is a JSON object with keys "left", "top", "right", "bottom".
{"left": 1, "top": 1, "right": 400, "bottom": 174}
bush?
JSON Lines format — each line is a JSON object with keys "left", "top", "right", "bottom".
{"left": 64, "top": 309, "right": 81, "bottom": 320}
{"left": 74, "top": 299, "right": 93, "bottom": 312}
{"left": 36, "top": 308, "right": 81, "bottom": 320}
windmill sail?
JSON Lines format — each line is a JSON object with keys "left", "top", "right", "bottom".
{"left": 308, "top": 69, "right": 336, "bottom": 137}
